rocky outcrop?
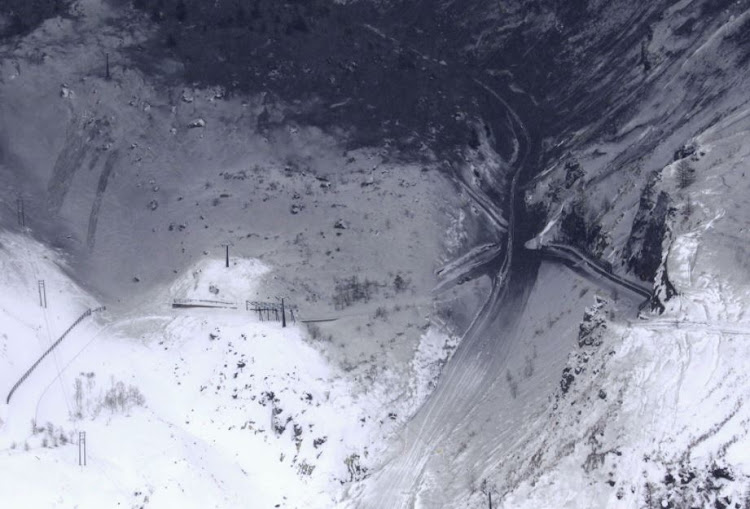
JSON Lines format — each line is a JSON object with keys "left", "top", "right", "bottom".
{"left": 558, "top": 198, "right": 606, "bottom": 258}
{"left": 624, "top": 171, "right": 675, "bottom": 284}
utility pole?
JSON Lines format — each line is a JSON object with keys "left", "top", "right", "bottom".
{"left": 17, "top": 197, "right": 25, "bottom": 228}
{"left": 38, "top": 280, "right": 47, "bottom": 308}
{"left": 281, "top": 298, "right": 286, "bottom": 328}
{"left": 488, "top": 492, "right": 492, "bottom": 509}
{"left": 225, "top": 245, "right": 229, "bottom": 268}
{"left": 78, "top": 431, "right": 87, "bottom": 466}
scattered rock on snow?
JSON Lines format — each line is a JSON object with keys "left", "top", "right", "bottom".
{"left": 560, "top": 367, "right": 575, "bottom": 394}
{"left": 313, "top": 436, "right": 327, "bottom": 448}
{"left": 578, "top": 296, "right": 609, "bottom": 347}
{"left": 188, "top": 118, "right": 206, "bottom": 128}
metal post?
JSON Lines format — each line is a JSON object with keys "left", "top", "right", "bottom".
{"left": 38, "top": 280, "right": 47, "bottom": 308}
{"left": 489, "top": 492, "right": 492, "bottom": 509}
{"left": 225, "top": 245, "right": 229, "bottom": 268}
{"left": 78, "top": 431, "right": 87, "bottom": 466}
{"left": 17, "top": 198, "right": 25, "bottom": 227}
{"left": 281, "top": 298, "right": 286, "bottom": 328}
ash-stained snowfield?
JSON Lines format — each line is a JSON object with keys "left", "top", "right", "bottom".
{"left": 1, "top": 0, "right": 750, "bottom": 508}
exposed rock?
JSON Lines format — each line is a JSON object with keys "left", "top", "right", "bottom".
{"left": 673, "top": 144, "right": 696, "bottom": 161}
{"left": 188, "top": 118, "right": 206, "bottom": 128}
{"left": 313, "top": 436, "right": 327, "bottom": 448}
{"left": 710, "top": 466, "right": 735, "bottom": 482}
{"left": 624, "top": 171, "right": 675, "bottom": 284}
{"left": 559, "top": 198, "right": 606, "bottom": 257}
{"left": 560, "top": 367, "right": 575, "bottom": 394}
{"left": 578, "top": 297, "right": 608, "bottom": 348}
{"left": 564, "top": 160, "right": 584, "bottom": 189}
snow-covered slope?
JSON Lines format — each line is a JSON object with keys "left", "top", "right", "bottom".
{"left": 488, "top": 266, "right": 750, "bottom": 509}
{"left": 0, "top": 231, "right": 457, "bottom": 508}
{"left": 457, "top": 5, "right": 750, "bottom": 509}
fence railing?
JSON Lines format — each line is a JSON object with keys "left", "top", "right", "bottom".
{"left": 246, "top": 301, "right": 297, "bottom": 324}
{"left": 170, "top": 297, "right": 299, "bottom": 324}
{"left": 172, "top": 298, "right": 237, "bottom": 309}
{"left": 5, "top": 307, "right": 105, "bottom": 404}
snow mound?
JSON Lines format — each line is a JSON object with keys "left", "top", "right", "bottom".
{"left": 167, "top": 257, "right": 270, "bottom": 305}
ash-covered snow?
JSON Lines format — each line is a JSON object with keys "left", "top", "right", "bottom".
{"left": 2, "top": 0, "right": 750, "bottom": 507}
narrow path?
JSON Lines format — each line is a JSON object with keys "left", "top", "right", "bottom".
{"left": 434, "top": 243, "right": 504, "bottom": 294}
{"left": 537, "top": 243, "right": 652, "bottom": 299}
{"left": 630, "top": 319, "right": 750, "bottom": 335}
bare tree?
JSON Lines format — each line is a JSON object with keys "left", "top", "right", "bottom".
{"left": 677, "top": 160, "right": 696, "bottom": 189}
{"left": 683, "top": 195, "right": 694, "bottom": 219}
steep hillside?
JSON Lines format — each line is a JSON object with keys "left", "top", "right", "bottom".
{"left": 0, "top": 231, "right": 458, "bottom": 508}
{"left": 1, "top": 0, "right": 749, "bottom": 508}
